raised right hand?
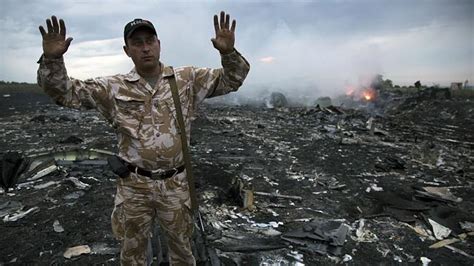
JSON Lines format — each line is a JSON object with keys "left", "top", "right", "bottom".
{"left": 39, "top": 16, "right": 73, "bottom": 59}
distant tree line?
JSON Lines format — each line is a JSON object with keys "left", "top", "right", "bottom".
{"left": 0, "top": 81, "right": 31, "bottom": 85}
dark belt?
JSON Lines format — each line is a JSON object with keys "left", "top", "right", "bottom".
{"left": 127, "top": 164, "right": 185, "bottom": 180}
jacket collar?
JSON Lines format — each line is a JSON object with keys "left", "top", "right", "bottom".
{"left": 124, "top": 62, "right": 174, "bottom": 82}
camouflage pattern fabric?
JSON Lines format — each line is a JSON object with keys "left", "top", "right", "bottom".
{"left": 37, "top": 50, "right": 250, "bottom": 265}
{"left": 37, "top": 50, "right": 250, "bottom": 170}
{"left": 112, "top": 171, "right": 194, "bottom": 265}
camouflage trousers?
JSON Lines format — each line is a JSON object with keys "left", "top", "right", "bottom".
{"left": 111, "top": 170, "right": 195, "bottom": 265}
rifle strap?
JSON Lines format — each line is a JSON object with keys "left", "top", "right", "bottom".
{"left": 168, "top": 68, "right": 198, "bottom": 214}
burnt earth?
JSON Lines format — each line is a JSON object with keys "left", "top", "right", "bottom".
{"left": 0, "top": 91, "right": 473, "bottom": 265}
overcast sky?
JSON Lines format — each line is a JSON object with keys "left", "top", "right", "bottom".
{"left": 0, "top": 0, "right": 472, "bottom": 97}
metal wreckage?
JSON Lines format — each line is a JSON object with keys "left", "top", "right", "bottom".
{"left": 0, "top": 83, "right": 473, "bottom": 265}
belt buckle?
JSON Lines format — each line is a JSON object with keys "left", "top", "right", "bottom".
{"left": 169, "top": 168, "right": 179, "bottom": 178}
{"left": 150, "top": 168, "right": 178, "bottom": 180}
{"left": 148, "top": 169, "right": 162, "bottom": 180}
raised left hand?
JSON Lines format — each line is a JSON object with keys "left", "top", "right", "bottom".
{"left": 211, "top": 11, "right": 235, "bottom": 54}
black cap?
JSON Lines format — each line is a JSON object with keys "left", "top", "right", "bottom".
{"left": 123, "top": 18, "right": 157, "bottom": 43}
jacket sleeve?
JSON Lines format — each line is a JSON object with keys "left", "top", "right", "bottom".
{"left": 36, "top": 56, "right": 112, "bottom": 112}
{"left": 192, "top": 49, "right": 250, "bottom": 106}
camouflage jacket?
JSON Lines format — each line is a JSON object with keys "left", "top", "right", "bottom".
{"left": 37, "top": 50, "right": 250, "bottom": 170}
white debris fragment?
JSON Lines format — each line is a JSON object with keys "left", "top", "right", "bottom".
{"left": 17, "top": 180, "right": 40, "bottom": 189}
{"left": 34, "top": 181, "right": 60, "bottom": 190}
{"left": 63, "top": 245, "right": 91, "bottom": 259}
{"left": 241, "top": 174, "right": 253, "bottom": 181}
{"left": 365, "top": 183, "right": 384, "bottom": 192}
{"left": 402, "top": 223, "right": 434, "bottom": 240}
{"left": 436, "top": 150, "right": 445, "bottom": 167}
{"left": 342, "top": 254, "right": 353, "bottom": 262}
{"left": 252, "top": 221, "right": 283, "bottom": 229}
{"left": 210, "top": 221, "right": 228, "bottom": 230}
{"left": 261, "top": 227, "right": 282, "bottom": 237}
{"left": 53, "top": 220, "right": 64, "bottom": 233}
{"left": 354, "top": 219, "right": 379, "bottom": 242}
{"left": 420, "top": 256, "right": 431, "bottom": 265}
{"left": 288, "top": 174, "right": 305, "bottom": 181}
{"left": 268, "top": 180, "right": 279, "bottom": 186}
{"left": 267, "top": 208, "right": 279, "bottom": 217}
{"left": 0, "top": 201, "right": 23, "bottom": 218}
{"left": 341, "top": 137, "right": 359, "bottom": 145}
{"left": 3, "top": 207, "right": 39, "bottom": 222}
{"left": 39, "top": 250, "right": 52, "bottom": 257}
{"left": 27, "top": 164, "right": 59, "bottom": 181}
{"left": 82, "top": 176, "right": 100, "bottom": 182}
{"left": 377, "top": 246, "right": 390, "bottom": 257}
{"left": 460, "top": 221, "right": 474, "bottom": 232}
{"left": 429, "top": 219, "right": 451, "bottom": 240}
{"left": 63, "top": 191, "right": 85, "bottom": 200}
{"left": 421, "top": 186, "right": 462, "bottom": 203}
{"left": 67, "top": 177, "right": 91, "bottom": 190}
{"left": 291, "top": 218, "right": 312, "bottom": 222}
{"left": 269, "top": 221, "right": 283, "bottom": 228}
{"left": 327, "top": 255, "right": 341, "bottom": 264}
{"left": 287, "top": 250, "right": 304, "bottom": 263}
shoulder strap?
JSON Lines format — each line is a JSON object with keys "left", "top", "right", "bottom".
{"left": 168, "top": 67, "right": 197, "bottom": 213}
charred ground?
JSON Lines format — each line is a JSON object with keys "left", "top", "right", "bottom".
{"left": 0, "top": 85, "right": 473, "bottom": 265}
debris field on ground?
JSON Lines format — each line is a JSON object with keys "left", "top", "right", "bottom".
{"left": 0, "top": 87, "right": 473, "bottom": 265}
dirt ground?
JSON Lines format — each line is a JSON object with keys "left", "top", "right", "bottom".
{"left": 0, "top": 89, "right": 473, "bottom": 265}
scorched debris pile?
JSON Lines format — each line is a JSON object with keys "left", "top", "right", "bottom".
{"left": 0, "top": 85, "right": 473, "bottom": 265}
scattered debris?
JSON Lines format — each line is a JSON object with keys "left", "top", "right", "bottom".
{"left": 460, "top": 221, "right": 474, "bottom": 232}
{"left": 63, "top": 190, "right": 86, "bottom": 200}
{"left": 3, "top": 207, "right": 39, "bottom": 222}
{"left": 1, "top": 85, "right": 473, "bottom": 264}
{"left": 67, "top": 177, "right": 91, "bottom": 190}
{"left": 25, "top": 159, "right": 58, "bottom": 181}
{"left": 0, "top": 201, "right": 23, "bottom": 218}
{"left": 286, "top": 250, "right": 304, "bottom": 263}
{"left": 282, "top": 218, "right": 350, "bottom": 255}
{"left": 33, "top": 180, "right": 60, "bottom": 190}
{"left": 253, "top": 191, "right": 303, "bottom": 201}
{"left": 63, "top": 245, "right": 91, "bottom": 259}
{"left": 414, "top": 186, "right": 462, "bottom": 203}
{"left": 53, "top": 220, "right": 64, "bottom": 233}
{"left": 420, "top": 256, "right": 431, "bottom": 266}
{"left": 342, "top": 254, "right": 353, "bottom": 263}
{"left": 429, "top": 237, "right": 459, "bottom": 249}
{"left": 353, "top": 219, "right": 379, "bottom": 243}
{"left": 444, "top": 245, "right": 474, "bottom": 259}
{"left": 428, "top": 219, "right": 451, "bottom": 240}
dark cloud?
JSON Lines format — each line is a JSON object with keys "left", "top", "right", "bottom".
{"left": 0, "top": 0, "right": 472, "bottom": 95}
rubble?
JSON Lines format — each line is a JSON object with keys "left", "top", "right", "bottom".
{"left": 1, "top": 87, "right": 473, "bottom": 264}
{"left": 63, "top": 245, "right": 91, "bottom": 259}
{"left": 428, "top": 219, "right": 452, "bottom": 240}
{"left": 53, "top": 219, "right": 65, "bottom": 233}
{"left": 3, "top": 206, "right": 39, "bottom": 222}
{"left": 282, "top": 218, "right": 350, "bottom": 255}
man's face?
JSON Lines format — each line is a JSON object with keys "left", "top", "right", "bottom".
{"left": 123, "top": 28, "right": 160, "bottom": 71}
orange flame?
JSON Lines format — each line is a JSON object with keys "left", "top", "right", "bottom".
{"left": 362, "top": 88, "right": 375, "bottom": 101}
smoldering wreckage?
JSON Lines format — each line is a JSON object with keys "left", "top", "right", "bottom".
{"left": 0, "top": 83, "right": 473, "bottom": 265}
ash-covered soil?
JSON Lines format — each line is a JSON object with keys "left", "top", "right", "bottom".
{"left": 0, "top": 90, "right": 473, "bottom": 265}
